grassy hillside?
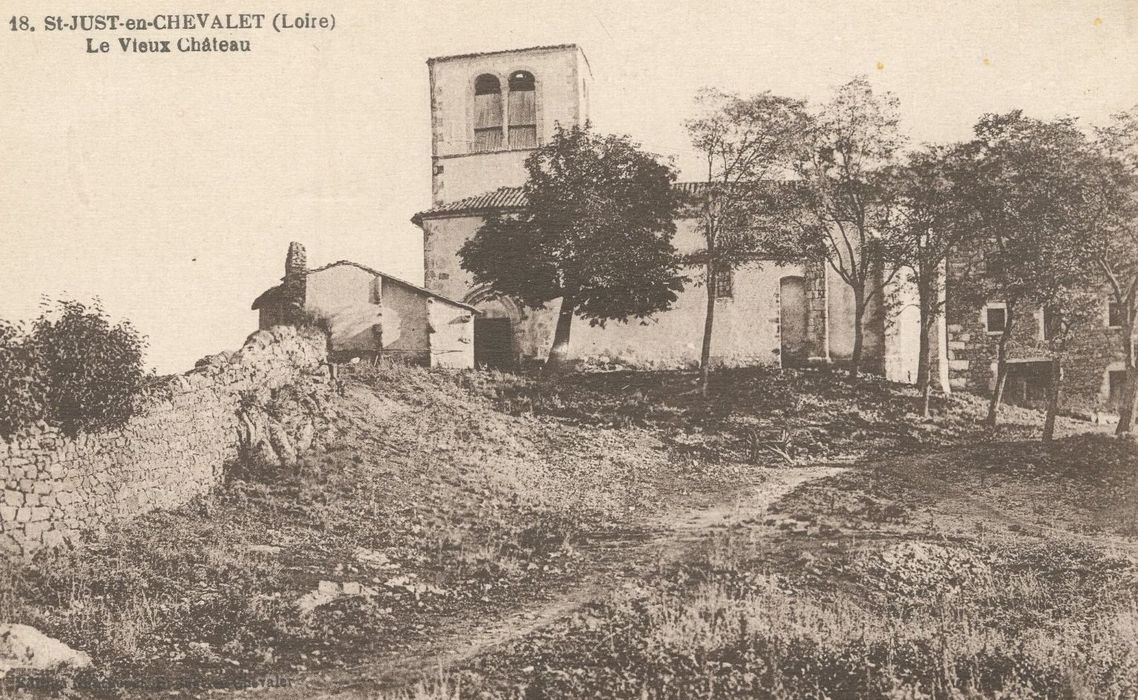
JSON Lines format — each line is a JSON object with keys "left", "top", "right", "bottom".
{"left": 440, "top": 435, "right": 1138, "bottom": 699}
{"left": 0, "top": 364, "right": 1131, "bottom": 698}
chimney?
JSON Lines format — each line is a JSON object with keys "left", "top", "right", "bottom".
{"left": 283, "top": 241, "right": 307, "bottom": 323}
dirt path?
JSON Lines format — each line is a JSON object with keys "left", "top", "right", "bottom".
{"left": 235, "top": 465, "right": 843, "bottom": 699}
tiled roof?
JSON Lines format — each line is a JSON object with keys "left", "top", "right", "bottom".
{"left": 411, "top": 187, "right": 528, "bottom": 224}
{"left": 252, "top": 261, "right": 478, "bottom": 312}
{"left": 411, "top": 181, "right": 795, "bottom": 224}
{"left": 427, "top": 44, "right": 580, "bottom": 65}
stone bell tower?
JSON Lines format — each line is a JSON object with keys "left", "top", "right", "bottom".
{"left": 426, "top": 44, "right": 593, "bottom": 206}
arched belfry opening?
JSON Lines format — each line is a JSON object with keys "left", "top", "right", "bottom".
{"left": 473, "top": 74, "right": 504, "bottom": 152}
{"left": 507, "top": 71, "right": 537, "bottom": 148}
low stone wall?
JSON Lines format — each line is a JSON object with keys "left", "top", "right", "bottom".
{"left": 0, "top": 327, "right": 326, "bottom": 558}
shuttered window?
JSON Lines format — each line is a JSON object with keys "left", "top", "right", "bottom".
{"left": 473, "top": 74, "right": 503, "bottom": 152}
{"left": 507, "top": 71, "right": 537, "bottom": 148}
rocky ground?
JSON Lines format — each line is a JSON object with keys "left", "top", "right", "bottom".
{"left": 0, "top": 364, "right": 1132, "bottom": 699}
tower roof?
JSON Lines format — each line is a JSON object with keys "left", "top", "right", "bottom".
{"left": 427, "top": 43, "right": 585, "bottom": 65}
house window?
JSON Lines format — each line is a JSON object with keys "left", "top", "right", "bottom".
{"left": 1108, "top": 299, "right": 1125, "bottom": 328}
{"left": 715, "top": 265, "right": 734, "bottom": 299}
{"left": 984, "top": 305, "right": 1007, "bottom": 334}
{"left": 507, "top": 71, "right": 537, "bottom": 149}
{"left": 473, "top": 74, "right": 503, "bottom": 152}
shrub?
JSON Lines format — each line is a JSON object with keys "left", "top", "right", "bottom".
{"left": 0, "top": 319, "right": 45, "bottom": 436}
{"left": 0, "top": 299, "right": 149, "bottom": 437}
{"left": 31, "top": 299, "right": 148, "bottom": 435}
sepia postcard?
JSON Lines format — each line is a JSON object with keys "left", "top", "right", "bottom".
{"left": 1, "top": 2, "right": 1137, "bottom": 698}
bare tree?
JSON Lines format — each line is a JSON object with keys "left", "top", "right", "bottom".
{"left": 888, "top": 146, "right": 978, "bottom": 416}
{"left": 683, "top": 89, "right": 809, "bottom": 396}
{"left": 781, "top": 77, "right": 908, "bottom": 377}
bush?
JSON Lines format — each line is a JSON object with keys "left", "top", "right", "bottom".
{"left": 0, "top": 319, "right": 45, "bottom": 436}
{"left": 0, "top": 299, "right": 148, "bottom": 437}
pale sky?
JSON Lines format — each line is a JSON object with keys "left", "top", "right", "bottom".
{"left": 2, "top": 0, "right": 1135, "bottom": 372}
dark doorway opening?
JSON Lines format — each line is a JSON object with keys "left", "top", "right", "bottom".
{"left": 1108, "top": 370, "right": 1128, "bottom": 412}
{"left": 474, "top": 317, "right": 514, "bottom": 370}
{"left": 1004, "top": 361, "right": 1053, "bottom": 409}
{"left": 780, "top": 276, "right": 808, "bottom": 367}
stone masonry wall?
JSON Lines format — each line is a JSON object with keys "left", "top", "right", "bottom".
{"left": 945, "top": 255, "right": 1126, "bottom": 414}
{"left": 0, "top": 327, "right": 326, "bottom": 558}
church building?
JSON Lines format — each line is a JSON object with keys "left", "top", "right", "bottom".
{"left": 412, "top": 44, "right": 929, "bottom": 382}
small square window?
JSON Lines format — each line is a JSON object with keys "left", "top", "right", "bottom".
{"left": 985, "top": 306, "right": 1006, "bottom": 334}
{"left": 1108, "top": 300, "right": 1125, "bottom": 328}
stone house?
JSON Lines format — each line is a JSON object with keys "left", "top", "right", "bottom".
{"left": 411, "top": 44, "right": 929, "bottom": 381}
{"left": 252, "top": 242, "right": 477, "bottom": 368}
{"left": 944, "top": 254, "right": 1133, "bottom": 416}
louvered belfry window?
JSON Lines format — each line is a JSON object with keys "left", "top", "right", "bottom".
{"left": 473, "top": 74, "right": 503, "bottom": 152}
{"left": 508, "top": 71, "right": 537, "bottom": 149}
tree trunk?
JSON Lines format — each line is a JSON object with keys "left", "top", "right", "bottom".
{"left": 916, "top": 277, "right": 935, "bottom": 391}
{"left": 922, "top": 375, "right": 933, "bottom": 419}
{"left": 1042, "top": 357, "right": 1062, "bottom": 443}
{"left": 699, "top": 259, "right": 717, "bottom": 397}
{"left": 849, "top": 289, "right": 865, "bottom": 379}
{"left": 985, "top": 306, "right": 1015, "bottom": 428}
{"left": 544, "top": 297, "right": 575, "bottom": 376}
{"left": 1117, "top": 366, "right": 1138, "bottom": 437}
{"left": 916, "top": 317, "right": 931, "bottom": 391}
{"left": 1115, "top": 315, "right": 1136, "bottom": 437}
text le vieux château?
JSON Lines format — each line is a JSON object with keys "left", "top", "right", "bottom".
{"left": 32, "top": 13, "right": 333, "bottom": 53}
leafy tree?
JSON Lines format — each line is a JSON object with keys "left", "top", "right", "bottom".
{"left": 778, "top": 76, "right": 908, "bottom": 377}
{"left": 956, "top": 112, "right": 1109, "bottom": 427}
{"left": 887, "top": 146, "right": 978, "bottom": 416}
{"left": 459, "top": 124, "right": 684, "bottom": 371}
{"left": 1037, "top": 291, "right": 1102, "bottom": 442}
{"left": 29, "top": 298, "right": 148, "bottom": 435}
{"left": 1090, "top": 107, "right": 1138, "bottom": 436}
{"left": 684, "top": 88, "right": 810, "bottom": 395}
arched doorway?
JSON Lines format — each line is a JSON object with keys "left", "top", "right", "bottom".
{"left": 465, "top": 287, "right": 519, "bottom": 370}
{"left": 780, "top": 276, "right": 808, "bottom": 367}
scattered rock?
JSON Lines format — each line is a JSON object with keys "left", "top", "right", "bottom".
{"left": 0, "top": 624, "right": 91, "bottom": 675}
{"left": 354, "top": 547, "right": 396, "bottom": 569}
{"left": 384, "top": 575, "right": 447, "bottom": 598}
{"left": 185, "top": 641, "right": 220, "bottom": 663}
{"left": 295, "top": 580, "right": 378, "bottom": 614}
{"left": 246, "top": 544, "right": 282, "bottom": 555}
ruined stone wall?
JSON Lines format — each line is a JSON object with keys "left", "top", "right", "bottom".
{"left": 945, "top": 255, "right": 1126, "bottom": 414}
{"left": 0, "top": 327, "right": 326, "bottom": 558}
